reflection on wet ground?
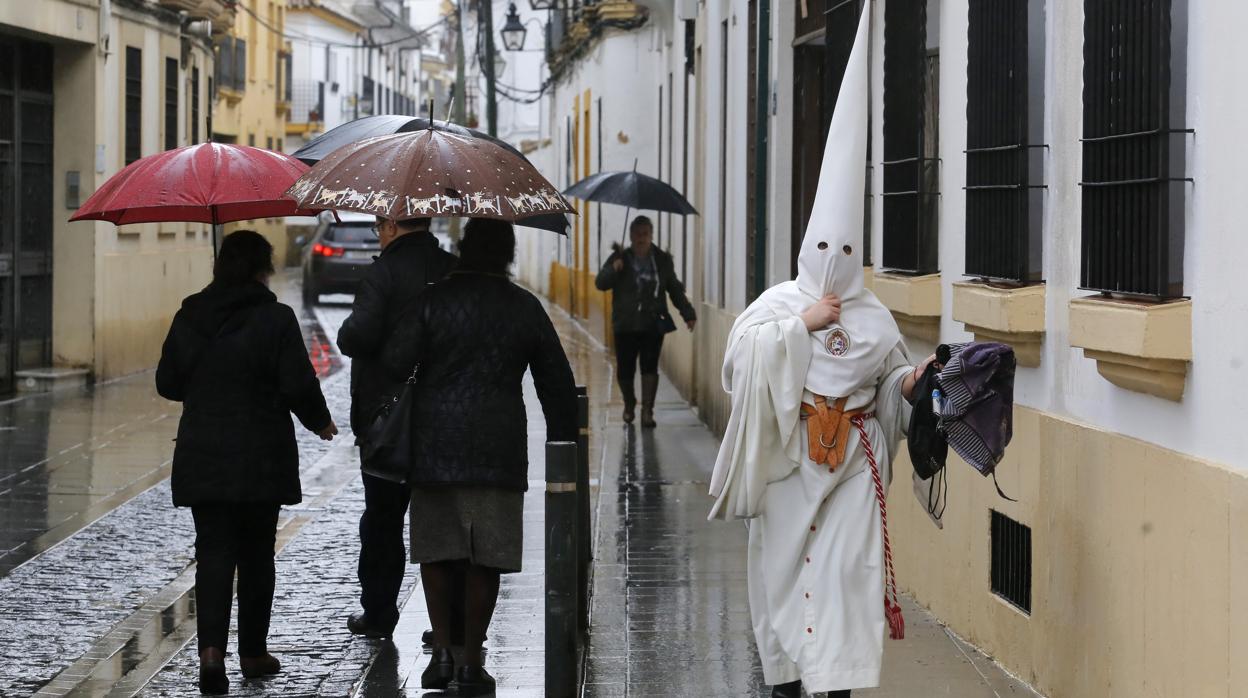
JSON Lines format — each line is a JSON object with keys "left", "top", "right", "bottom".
{"left": 0, "top": 273, "right": 342, "bottom": 579}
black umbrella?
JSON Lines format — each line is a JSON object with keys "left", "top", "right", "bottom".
{"left": 562, "top": 169, "right": 698, "bottom": 215}
{"left": 292, "top": 115, "right": 570, "bottom": 234}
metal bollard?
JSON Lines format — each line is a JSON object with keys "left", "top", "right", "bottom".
{"left": 575, "top": 385, "right": 591, "bottom": 636}
{"left": 545, "top": 441, "right": 579, "bottom": 698}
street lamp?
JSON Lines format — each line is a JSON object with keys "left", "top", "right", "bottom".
{"left": 494, "top": 52, "right": 507, "bottom": 78}
{"left": 501, "top": 3, "right": 527, "bottom": 51}
{"left": 529, "top": 0, "right": 555, "bottom": 10}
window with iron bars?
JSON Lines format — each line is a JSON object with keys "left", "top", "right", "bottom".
{"left": 965, "top": 0, "right": 1045, "bottom": 283}
{"left": 164, "top": 57, "right": 178, "bottom": 151}
{"left": 1081, "top": 0, "right": 1190, "bottom": 298}
{"left": 882, "top": 0, "right": 939, "bottom": 275}
{"left": 125, "top": 47, "right": 141, "bottom": 165}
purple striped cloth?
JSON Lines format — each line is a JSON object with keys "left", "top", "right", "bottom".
{"left": 937, "top": 342, "right": 1016, "bottom": 476}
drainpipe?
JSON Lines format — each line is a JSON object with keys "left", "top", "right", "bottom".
{"left": 752, "top": 0, "right": 770, "bottom": 296}
{"left": 98, "top": 0, "right": 112, "bottom": 58}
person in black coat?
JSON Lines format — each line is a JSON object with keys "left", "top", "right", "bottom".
{"left": 335, "top": 217, "right": 457, "bottom": 639}
{"left": 156, "top": 230, "right": 336, "bottom": 695}
{"left": 594, "top": 215, "right": 696, "bottom": 427}
{"left": 384, "top": 218, "right": 577, "bottom": 695}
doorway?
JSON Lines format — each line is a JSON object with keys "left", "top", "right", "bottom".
{"left": 0, "top": 35, "right": 55, "bottom": 395}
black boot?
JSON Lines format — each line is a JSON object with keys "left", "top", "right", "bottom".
{"left": 640, "top": 374, "right": 659, "bottom": 428}
{"left": 771, "top": 679, "right": 802, "bottom": 698}
{"left": 199, "top": 647, "right": 229, "bottom": 695}
{"left": 619, "top": 377, "right": 637, "bottom": 424}
{"left": 456, "top": 665, "right": 497, "bottom": 696}
{"left": 420, "top": 647, "right": 455, "bottom": 689}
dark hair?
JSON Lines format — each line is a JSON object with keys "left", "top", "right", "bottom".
{"left": 457, "top": 218, "right": 515, "bottom": 275}
{"left": 630, "top": 215, "right": 653, "bottom": 234}
{"left": 213, "top": 230, "right": 275, "bottom": 286}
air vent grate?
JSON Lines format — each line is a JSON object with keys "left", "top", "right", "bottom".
{"left": 990, "top": 510, "right": 1032, "bottom": 614}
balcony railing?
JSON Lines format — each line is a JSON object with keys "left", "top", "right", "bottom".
{"left": 545, "top": 1, "right": 648, "bottom": 79}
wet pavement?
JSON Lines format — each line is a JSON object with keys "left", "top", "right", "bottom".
{"left": 0, "top": 271, "right": 1043, "bottom": 697}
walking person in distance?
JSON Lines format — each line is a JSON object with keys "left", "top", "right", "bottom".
{"left": 595, "top": 215, "right": 696, "bottom": 427}
{"left": 156, "top": 230, "right": 337, "bottom": 695}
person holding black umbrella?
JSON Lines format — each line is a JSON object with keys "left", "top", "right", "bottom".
{"left": 595, "top": 215, "right": 696, "bottom": 427}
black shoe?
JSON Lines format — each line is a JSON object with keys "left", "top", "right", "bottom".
{"left": 421, "top": 647, "right": 455, "bottom": 690}
{"left": 455, "top": 665, "right": 496, "bottom": 696}
{"left": 347, "top": 613, "right": 392, "bottom": 639}
{"left": 199, "top": 648, "right": 229, "bottom": 695}
{"left": 771, "top": 679, "right": 802, "bottom": 698}
{"left": 239, "top": 653, "right": 281, "bottom": 679}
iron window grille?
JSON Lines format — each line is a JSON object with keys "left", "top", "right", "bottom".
{"left": 965, "top": 0, "right": 1045, "bottom": 283}
{"left": 164, "top": 58, "right": 178, "bottom": 151}
{"left": 1080, "top": 0, "right": 1190, "bottom": 298}
{"left": 990, "top": 510, "right": 1032, "bottom": 614}
{"left": 882, "top": 0, "right": 939, "bottom": 275}
{"left": 214, "top": 37, "right": 232, "bottom": 94}
{"left": 124, "top": 47, "right": 142, "bottom": 165}
{"left": 233, "top": 39, "right": 246, "bottom": 92}
{"left": 191, "top": 67, "right": 200, "bottom": 144}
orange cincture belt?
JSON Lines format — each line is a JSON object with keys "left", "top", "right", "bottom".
{"left": 799, "top": 395, "right": 869, "bottom": 472}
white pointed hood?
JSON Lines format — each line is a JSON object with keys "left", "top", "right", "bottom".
{"left": 749, "top": 4, "right": 899, "bottom": 398}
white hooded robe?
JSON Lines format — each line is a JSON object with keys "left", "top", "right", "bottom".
{"left": 707, "top": 7, "right": 915, "bottom": 691}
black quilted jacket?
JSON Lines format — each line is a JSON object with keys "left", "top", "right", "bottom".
{"left": 337, "top": 231, "right": 457, "bottom": 436}
{"left": 156, "top": 281, "right": 331, "bottom": 507}
{"left": 383, "top": 272, "right": 578, "bottom": 491}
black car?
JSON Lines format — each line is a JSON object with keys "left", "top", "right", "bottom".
{"left": 299, "top": 212, "right": 379, "bottom": 304}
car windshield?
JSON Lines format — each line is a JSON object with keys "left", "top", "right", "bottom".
{"left": 323, "top": 224, "right": 377, "bottom": 244}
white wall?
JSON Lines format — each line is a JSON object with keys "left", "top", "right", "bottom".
{"left": 511, "top": 0, "right": 1248, "bottom": 468}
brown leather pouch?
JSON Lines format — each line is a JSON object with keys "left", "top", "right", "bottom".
{"left": 800, "top": 396, "right": 857, "bottom": 471}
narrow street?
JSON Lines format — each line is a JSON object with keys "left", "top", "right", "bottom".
{"left": 0, "top": 273, "right": 1040, "bottom": 696}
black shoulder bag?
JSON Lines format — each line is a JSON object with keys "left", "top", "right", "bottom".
{"left": 360, "top": 365, "right": 417, "bottom": 483}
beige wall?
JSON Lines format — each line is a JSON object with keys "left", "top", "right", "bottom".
{"left": 11, "top": 0, "right": 217, "bottom": 379}
{"left": 888, "top": 406, "right": 1244, "bottom": 698}
{"left": 96, "top": 239, "right": 212, "bottom": 379}
{"left": 52, "top": 42, "right": 98, "bottom": 368}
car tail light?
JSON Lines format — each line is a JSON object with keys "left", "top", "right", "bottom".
{"left": 313, "top": 243, "right": 344, "bottom": 257}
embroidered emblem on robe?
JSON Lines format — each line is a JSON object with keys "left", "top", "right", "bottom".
{"left": 825, "top": 328, "right": 851, "bottom": 357}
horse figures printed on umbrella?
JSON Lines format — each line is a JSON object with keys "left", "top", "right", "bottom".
{"left": 505, "top": 194, "right": 531, "bottom": 215}
{"left": 367, "top": 190, "right": 397, "bottom": 215}
{"left": 406, "top": 195, "right": 442, "bottom": 217}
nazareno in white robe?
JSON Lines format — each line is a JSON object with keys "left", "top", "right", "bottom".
{"left": 707, "top": 6, "right": 920, "bottom": 691}
{"left": 710, "top": 293, "right": 913, "bottom": 691}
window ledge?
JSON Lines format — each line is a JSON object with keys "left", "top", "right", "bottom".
{"left": 219, "top": 86, "right": 243, "bottom": 105}
{"left": 1069, "top": 296, "right": 1192, "bottom": 401}
{"left": 952, "top": 281, "right": 1045, "bottom": 367}
{"left": 874, "top": 272, "right": 942, "bottom": 343}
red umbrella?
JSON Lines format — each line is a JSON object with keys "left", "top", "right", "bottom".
{"left": 70, "top": 143, "right": 323, "bottom": 225}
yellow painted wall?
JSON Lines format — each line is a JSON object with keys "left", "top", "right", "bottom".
{"left": 886, "top": 407, "right": 1245, "bottom": 698}
{"left": 213, "top": 0, "right": 290, "bottom": 264}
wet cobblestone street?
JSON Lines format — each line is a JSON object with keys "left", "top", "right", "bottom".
{"left": 0, "top": 275, "right": 1043, "bottom": 697}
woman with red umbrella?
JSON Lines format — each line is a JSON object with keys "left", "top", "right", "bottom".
{"left": 157, "top": 230, "right": 338, "bottom": 695}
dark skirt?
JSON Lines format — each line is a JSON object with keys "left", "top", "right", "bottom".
{"left": 409, "top": 485, "right": 524, "bottom": 573}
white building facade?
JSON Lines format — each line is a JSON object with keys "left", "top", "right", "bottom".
{"left": 512, "top": 1, "right": 1248, "bottom": 696}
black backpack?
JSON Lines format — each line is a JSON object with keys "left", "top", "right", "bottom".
{"left": 907, "top": 360, "right": 949, "bottom": 481}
